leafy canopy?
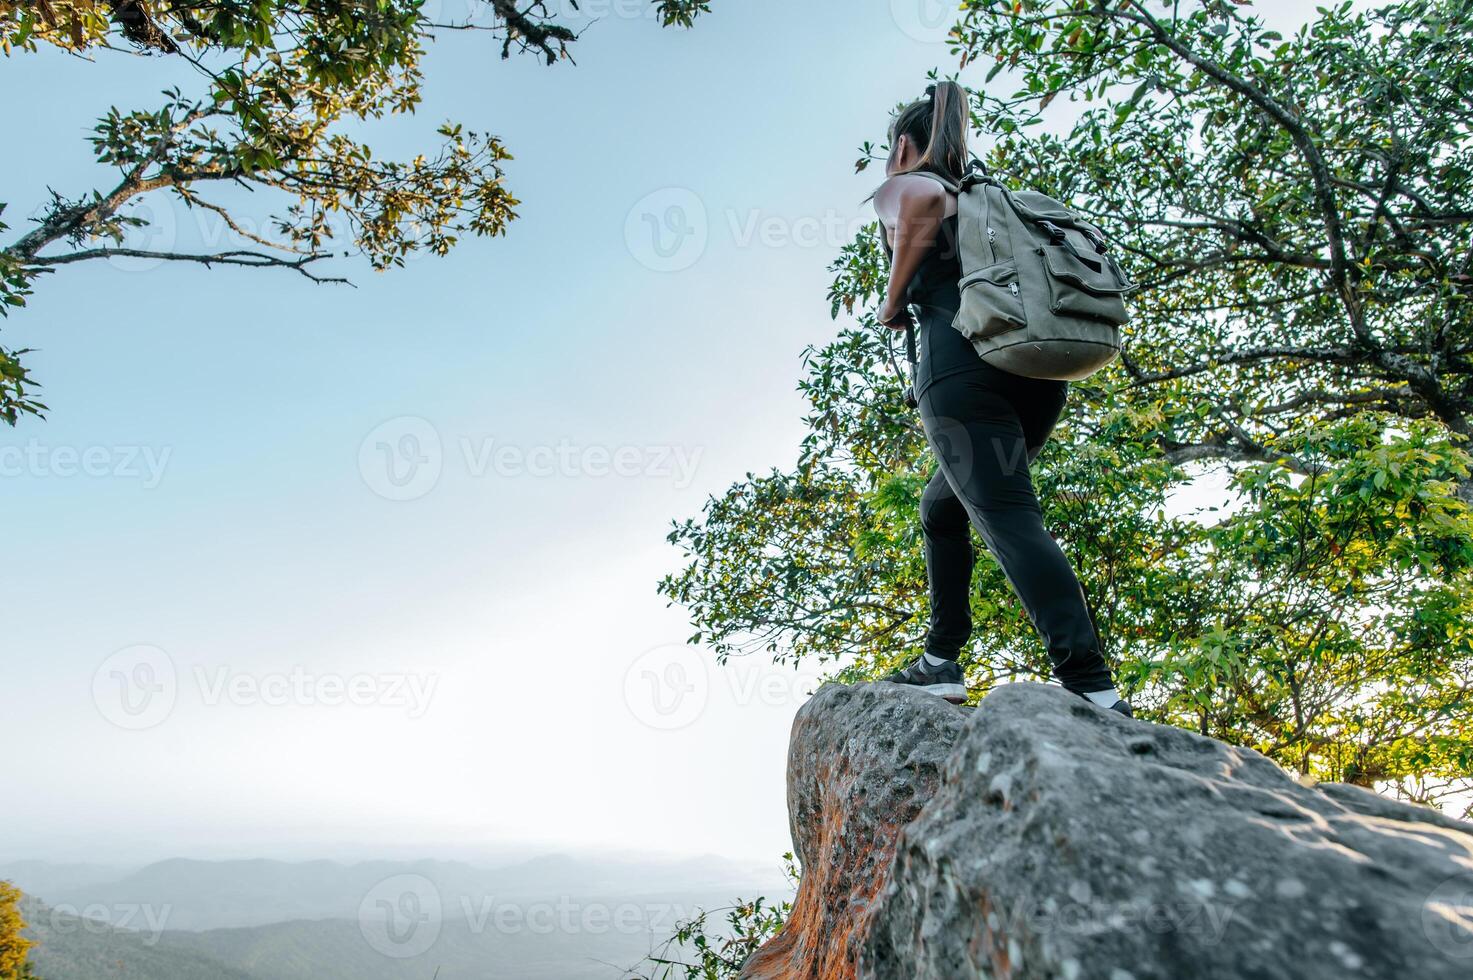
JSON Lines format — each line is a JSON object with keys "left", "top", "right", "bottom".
{"left": 662, "top": 0, "right": 1473, "bottom": 815}
{"left": 0, "top": 0, "right": 712, "bottom": 422}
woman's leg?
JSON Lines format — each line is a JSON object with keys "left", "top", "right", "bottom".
{"left": 920, "top": 466, "right": 973, "bottom": 660}
{"left": 918, "top": 374, "right": 1114, "bottom": 694}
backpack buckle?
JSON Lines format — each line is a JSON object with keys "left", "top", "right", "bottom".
{"left": 1040, "top": 221, "right": 1069, "bottom": 243}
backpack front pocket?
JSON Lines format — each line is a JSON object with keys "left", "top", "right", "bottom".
{"left": 954, "top": 261, "right": 1026, "bottom": 341}
{"left": 1039, "top": 245, "right": 1132, "bottom": 325}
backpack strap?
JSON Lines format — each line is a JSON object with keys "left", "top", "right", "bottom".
{"left": 954, "top": 184, "right": 992, "bottom": 277}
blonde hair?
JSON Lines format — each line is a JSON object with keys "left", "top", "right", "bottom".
{"left": 889, "top": 80, "right": 970, "bottom": 183}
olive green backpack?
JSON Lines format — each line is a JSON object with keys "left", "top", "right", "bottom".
{"left": 909, "top": 168, "right": 1136, "bottom": 381}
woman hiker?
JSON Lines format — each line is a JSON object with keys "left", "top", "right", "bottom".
{"left": 870, "top": 81, "right": 1132, "bottom": 717}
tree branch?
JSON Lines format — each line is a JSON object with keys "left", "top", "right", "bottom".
{"left": 28, "top": 247, "right": 349, "bottom": 283}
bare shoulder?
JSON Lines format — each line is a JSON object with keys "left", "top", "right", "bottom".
{"left": 872, "top": 173, "right": 955, "bottom": 225}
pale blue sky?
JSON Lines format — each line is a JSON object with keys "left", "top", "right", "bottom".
{"left": 1, "top": 0, "right": 1342, "bottom": 867}
{"left": 1, "top": 0, "right": 956, "bottom": 867}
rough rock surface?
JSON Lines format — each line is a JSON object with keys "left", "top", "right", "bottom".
{"left": 742, "top": 681, "right": 1473, "bottom": 980}
{"left": 738, "top": 683, "right": 966, "bottom": 980}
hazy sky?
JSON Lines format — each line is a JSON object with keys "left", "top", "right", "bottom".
{"left": 2, "top": 0, "right": 1345, "bottom": 868}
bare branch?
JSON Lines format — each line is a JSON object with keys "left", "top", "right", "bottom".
{"left": 28, "top": 247, "right": 349, "bottom": 284}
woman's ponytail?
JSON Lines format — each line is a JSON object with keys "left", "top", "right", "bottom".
{"left": 890, "top": 80, "right": 970, "bottom": 183}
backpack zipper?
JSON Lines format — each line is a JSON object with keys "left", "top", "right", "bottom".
{"left": 1036, "top": 247, "right": 1058, "bottom": 313}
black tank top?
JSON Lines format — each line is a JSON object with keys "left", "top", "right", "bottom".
{"left": 903, "top": 213, "right": 986, "bottom": 397}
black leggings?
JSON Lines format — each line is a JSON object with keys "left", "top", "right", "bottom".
{"left": 916, "top": 364, "right": 1114, "bottom": 694}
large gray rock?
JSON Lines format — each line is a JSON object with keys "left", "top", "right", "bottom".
{"left": 744, "top": 681, "right": 1473, "bottom": 980}
{"left": 739, "top": 683, "right": 965, "bottom": 979}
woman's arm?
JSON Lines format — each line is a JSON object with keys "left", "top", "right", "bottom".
{"left": 872, "top": 175, "right": 949, "bottom": 330}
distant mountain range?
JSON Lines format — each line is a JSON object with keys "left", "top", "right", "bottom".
{"left": 9, "top": 854, "right": 791, "bottom": 980}
{"left": 21, "top": 900, "right": 259, "bottom": 980}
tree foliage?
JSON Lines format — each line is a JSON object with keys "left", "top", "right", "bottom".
{"left": 661, "top": 0, "right": 1473, "bottom": 816}
{"left": 952, "top": 0, "right": 1473, "bottom": 468}
{"left": 626, "top": 856, "right": 795, "bottom": 980}
{"left": 0, "top": 881, "right": 35, "bottom": 980}
{"left": 0, "top": 0, "right": 712, "bottom": 421}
